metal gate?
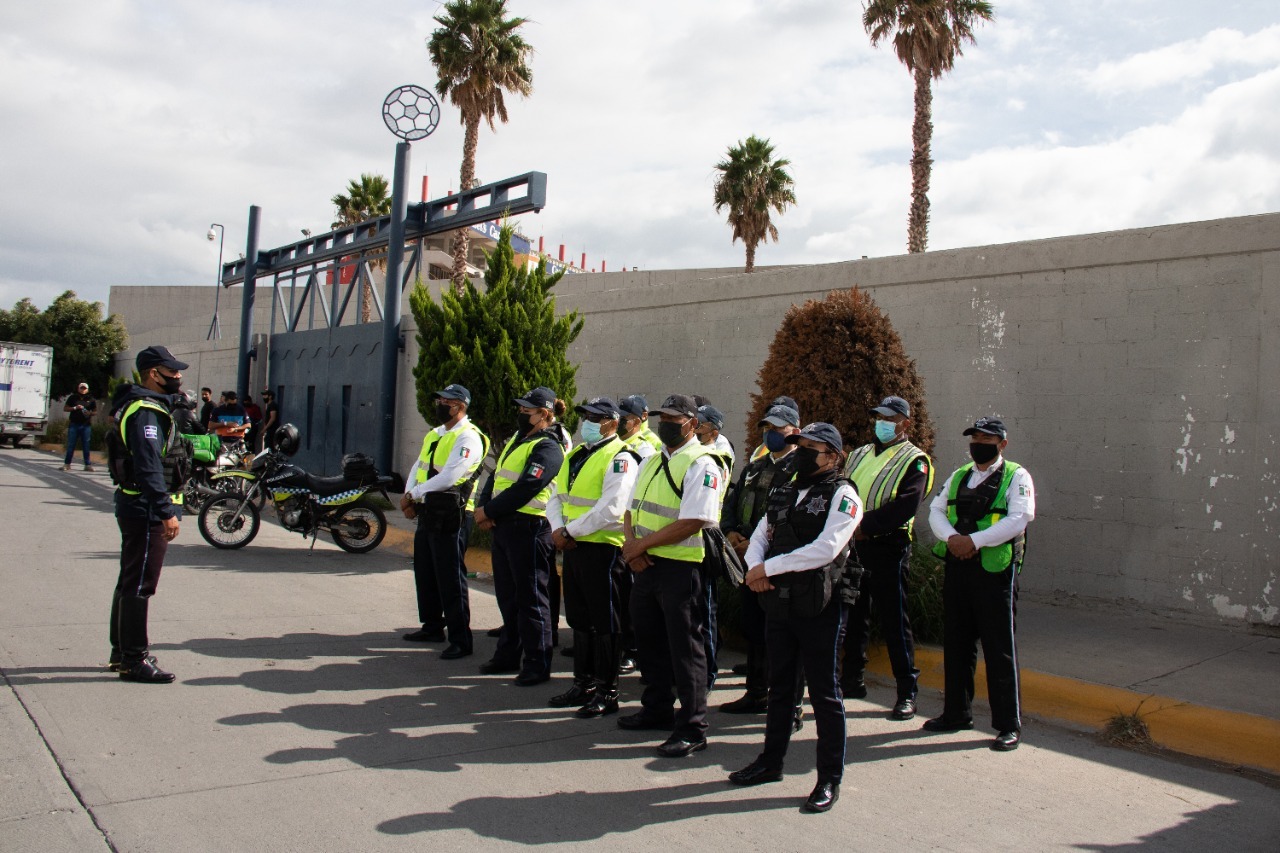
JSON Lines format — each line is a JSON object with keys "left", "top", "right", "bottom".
{"left": 268, "top": 324, "right": 384, "bottom": 476}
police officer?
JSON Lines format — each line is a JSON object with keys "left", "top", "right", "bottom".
{"left": 720, "top": 403, "right": 800, "bottom": 713}
{"left": 923, "top": 417, "right": 1035, "bottom": 751}
{"left": 474, "top": 387, "right": 566, "bottom": 685}
{"left": 401, "top": 384, "right": 490, "bottom": 660}
{"left": 744, "top": 395, "right": 801, "bottom": 464}
{"left": 106, "top": 345, "right": 191, "bottom": 684}
{"left": 694, "top": 404, "right": 732, "bottom": 687}
{"left": 546, "top": 397, "right": 640, "bottom": 717}
{"left": 619, "top": 394, "right": 721, "bottom": 757}
{"left": 841, "top": 395, "right": 933, "bottom": 720}
{"left": 730, "top": 423, "right": 863, "bottom": 814}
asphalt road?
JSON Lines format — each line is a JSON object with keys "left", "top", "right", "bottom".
{"left": 1, "top": 448, "right": 1276, "bottom": 852}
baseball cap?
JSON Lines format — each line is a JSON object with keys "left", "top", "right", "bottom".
{"left": 963, "top": 417, "right": 1007, "bottom": 438}
{"left": 136, "top": 345, "right": 188, "bottom": 372}
{"left": 576, "top": 396, "right": 621, "bottom": 419}
{"left": 696, "top": 404, "right": 725, "bottom": 430}
{"left": 871, "top": 396, "right": 911, "bottom": 418}
{"left": 653, "top": 394, "right": 698, "bottom": 418}
{"left": 785, "top": 422, "right": 844, "bottom": 453}
{"left": 618, "top": 395, "right": 648, "bottom": 418}
{"left": 436, "top": 384, "right": 471, "bottom": 405}
{"left": 514, "top": 386, "right": 556, "bottom": 409}
{"left": 758, "top": 405, "right": 800, "bottom": 428}
{"left": 770, "top": 395, "right": 799, "bottom": 413}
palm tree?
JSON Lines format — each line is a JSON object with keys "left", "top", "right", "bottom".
{"left": 330, "top": 173, "right": 391, "bottom": 322}
{"left": 712, "top": 135, "right": 797, "bottom": 273}
{"left": 427, "top": 0, "right": 534, "bottom": 291}
{"left": 864, "top": 0, "right": 995, "bottom": 254}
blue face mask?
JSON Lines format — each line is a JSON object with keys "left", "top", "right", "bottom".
{"left": 581, "top": 420, "right": 603, "bottom": 445}
{"left": 764, "top": 430, "right": 788, "bottom": 452}
{"left": 875, "top": 419, "right": 899, "bottom": 443}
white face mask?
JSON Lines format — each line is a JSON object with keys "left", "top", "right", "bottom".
{"left": 581, "top": 420, "right": 603, "bottom": 444}
{"left": 874, "top": 419, "right": 899, "bottom": 443}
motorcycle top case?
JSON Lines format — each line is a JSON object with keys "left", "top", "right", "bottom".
{"left": 341, "top": 452, "right": 378, "bottom": 485}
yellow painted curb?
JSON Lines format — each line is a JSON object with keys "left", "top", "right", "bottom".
{"left": 866, "top": 645, "right": 1280, "bottom": 774}
{"left": 378, "top": 525, "right": 493, "bottom": 575}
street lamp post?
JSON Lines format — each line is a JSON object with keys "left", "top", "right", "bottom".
{"left": 207, "top": 223, "right": 225, "bottom": 340}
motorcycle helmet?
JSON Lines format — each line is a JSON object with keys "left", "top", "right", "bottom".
{"left": 273, "top": 423, "right": 300, "bottom": 456}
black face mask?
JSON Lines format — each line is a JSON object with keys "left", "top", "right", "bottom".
{"left": 969, "top": 442, "right": 999, "bottom": 464}
{"left": 434, "top": 402, "right": 454, "bottom": 423}
{"left": 157, "top": 373, "right": 182, "bottom": 395}
{"left": 517, "top": 413, "right": 535, "bottom": 435}
{"left": 793, "top": 446, "right": 823, "bottom": 477}
{"left": 656, "top": 420, "right": 687, "bottom": 448}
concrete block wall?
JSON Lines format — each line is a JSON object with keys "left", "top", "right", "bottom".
{"left": 108, "top": 213, "right": 1280, "bottom": 626}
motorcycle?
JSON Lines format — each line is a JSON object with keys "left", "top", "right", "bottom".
{"left": 182, "top": 433, "right": 258, "bottom": 511}
{"left": 198, "top": 425, "right": 392, "bottom": 554}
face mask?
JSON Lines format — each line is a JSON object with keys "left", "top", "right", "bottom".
{"left": 875, "top": 419, "right": 898, "bottom": 443}
{"left": 581, "top": 420, "right": 603, "bottom": 444}
{"left": 793, "top": 446, "right": 823, "bottom": 477}
{"left": 969, "top": 442, "right": 999, "bottom": 464}
{"left": 517, "top": 412, "right": 534, "bottom": 434}
{"left": 434, "top": 402, "right": 454, "bottom": 422}
{"left": 656, "top": 420, "right": 687, "bottom": 448}
{"left": 157, "top": 373, "right": 182, "bottom": 395}
{"left": 764, "top": 430, "right": 788, "bottom": 452}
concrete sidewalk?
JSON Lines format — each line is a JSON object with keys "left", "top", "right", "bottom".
{"left": 1, "top": 447, "right": 1277, "bottom": 852}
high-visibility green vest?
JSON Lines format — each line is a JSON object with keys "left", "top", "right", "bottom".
{"left": 116, "top": 398, "right": 184, "bottom": 505}
{"left": 844, "top": 440, "right": 933, "bottom": 536}
{"left": 707, "top": 448, "right": 733, "bottom": 507}
{"left": 932, "top": 461, "right": 1025, "bottom": 573}
{"left": 415, "top": 421, "right": 490, "bottom": 511}
{"left": 555, "top": 435, "right": 628, "bottom": 546}
{"left": 628, "top": 426, "right": 662, "bottom": 453}
{"left": 630, "top": 442, "right": 712, "bottom": 562}
{"left": 492, "top": 433, "right": 555, "bottom": 517}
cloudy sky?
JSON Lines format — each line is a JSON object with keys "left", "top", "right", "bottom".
{"left": 1, "top": 0, "right": 1277, "bottom": 312}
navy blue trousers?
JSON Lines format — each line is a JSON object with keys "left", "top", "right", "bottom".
{"left": 844, "top": 534, "right": 919, "bottom": 699}
{"left": 491, "top": 514, "right": 554, "bottom": 676}
{"left": 413, "top": 512, "right": 473, "bottom": 650}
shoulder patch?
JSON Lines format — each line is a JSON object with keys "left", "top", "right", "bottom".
{"left": 458, "top": 447, "right": 471, "bottom": 458}
{"left": 838, "top": 495, "right": 855, "bottom": 515}
{"left": 528, "top": 462, "right": 545, "bottom": 479}
{"left": 143, "top": 424, "right": 160, "bottom": 440}
{"left": 916, "top": 458, "right": 928, "bottom": 472}
{"left": 613, "top": 458, "right": 629, "bottom": 473}
{"left": 703, "top": 472, "right": 719, "bottom": 490}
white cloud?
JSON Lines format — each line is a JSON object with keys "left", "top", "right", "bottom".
{"left": 1085, "top": 25, "right": 1280, "bottom": 93}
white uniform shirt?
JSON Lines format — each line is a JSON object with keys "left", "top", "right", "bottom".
{"left": 632, "top": 436, "right": 723, "bottom": 525}
{"left": 405, "top": 417, "right": 486, "bottom": 501}
{"left": 745, "top": 480, "right": 862, "bottom": 577}
{"left": 929, "top": 456, "right": 1035, "bottom": 549}
{"left": 546, "top": 440, "right": 641, "bottom": 539}
{"left": 713, "top": 433, "right": 736, "bottom": 466}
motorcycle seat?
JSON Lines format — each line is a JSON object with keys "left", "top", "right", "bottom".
{"left": 305, "top": 473, "right": 365, "bottom": 496}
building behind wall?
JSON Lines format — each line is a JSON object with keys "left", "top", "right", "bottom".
{"left": 109, "top": 212, "right": 1280, "bottom": 627}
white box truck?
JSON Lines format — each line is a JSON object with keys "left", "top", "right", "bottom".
{"left": 0, "top": 342, "right": 54, "bottom": 447}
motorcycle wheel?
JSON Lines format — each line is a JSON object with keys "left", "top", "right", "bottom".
{"left": 199, "top": 496, "right": 261, "bottom": 549}
{"left": 329, "top": 501, "right": 387, "bottom": 554}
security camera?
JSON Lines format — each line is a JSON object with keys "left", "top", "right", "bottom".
{"left": 207, "top": 229, "right": 216, "bottom": 241}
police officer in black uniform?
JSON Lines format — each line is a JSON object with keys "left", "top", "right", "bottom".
{"left": 106, "top": 345, "right": 192, "bottom": 684}
{"left": 730, "top": 423, "right": 863, "bottom": 813}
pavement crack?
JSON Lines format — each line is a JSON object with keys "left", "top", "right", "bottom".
{"left": 1127, "top": 641, "right": 1254, "bottom": 691}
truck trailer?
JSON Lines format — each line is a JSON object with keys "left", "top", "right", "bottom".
{"left": 0, "top": 342, "right": 54, "bottom": 447}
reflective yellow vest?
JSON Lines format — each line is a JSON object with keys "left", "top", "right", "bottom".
{"left": 630, "top": 442, "right": 712, "bottom": 562}
{"left": 117, "top": 398, "right": 183, "bottom": 505}
{"left": 632, "top": 426, "right": 662, "bottom": 453}
{"left": 844, "top": 440, "right": 933, "bottom": 537}
{"left": 415, "top": 421, "right": 490, "bottom": 511}
{"left": 555, "top": 435, "right": 629, "bottom": 546}
{"left": 932, "top": 461, "right": 1026, "bottom": 573}
{"left": 492, "top": 433, "right": 555, "bottom": 517}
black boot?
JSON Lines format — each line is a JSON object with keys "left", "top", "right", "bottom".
{"left": 578, "top": 632, "right": 622, "bottom": 717}
{"left": 117, "top": 596, "right": 174, "bottom": 684}
{"left": 549, "top": 631, "right": 596, "bottom": 708}
{"left": 720, "top": 644, "right": 769, "bottom": 713}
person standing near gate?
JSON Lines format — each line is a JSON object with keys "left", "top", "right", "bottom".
{"left": 730, "top": 423, "right": 862, "bottom": 814}
{"left": 474, "top": 387, "right": 566, "bottom": 686}
{"left": 106, "top": 346, "right": 192, "bottom": 683}
{"left": 401, "top": 384, "right": 490, "bottom": 660}
{"left": 924, "top": 417, "right": 1035, "bottom": 751}
{"left": 840, "top": 396, "right": 933, "bottom": 720}
{"left": 63, "top": 382, "right": 97, "bottom": 471}
{"left": 619, "top": 394, "right": 721, "bottom": 758}
{"left": 546, "top": 397, "right": 639, "bottom": 717}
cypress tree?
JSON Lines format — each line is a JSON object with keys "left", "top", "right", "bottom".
{"left": 410, "top": 225, "right": 583, "bottom": 446}
{"left": 747, "top": 287, "right": 935, "bottom": 455}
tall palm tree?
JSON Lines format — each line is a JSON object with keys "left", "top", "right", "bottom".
{"left": 427, "top": 0, "right": 534, "bottom": 291}
{"left": 712, "top": 135, "right": 797, "bottom": 273}
{"left": 330, "top": 173, "right": 391, "bottom": 323}
{"left": 864, "top": 0, "right": 995, "bottom": 253}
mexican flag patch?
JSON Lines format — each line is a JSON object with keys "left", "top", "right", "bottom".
{"left": 528, "top": 463, "right": 545, "bottom": 478}
{"left": 459, "top": 447, "right": 471, "bottom": 458}
{"left": 613, "top": 459, "right": 629, "bottom": 473}
{"left": 703, "top": 472, "right": 719, "bottom": 489}
{"left": 838, "top": 496, "right": 855, "bottom": 515}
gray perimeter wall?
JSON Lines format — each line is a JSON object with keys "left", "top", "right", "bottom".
{"left": 109, "top": 213, "right": 1280, "bottom": 626}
